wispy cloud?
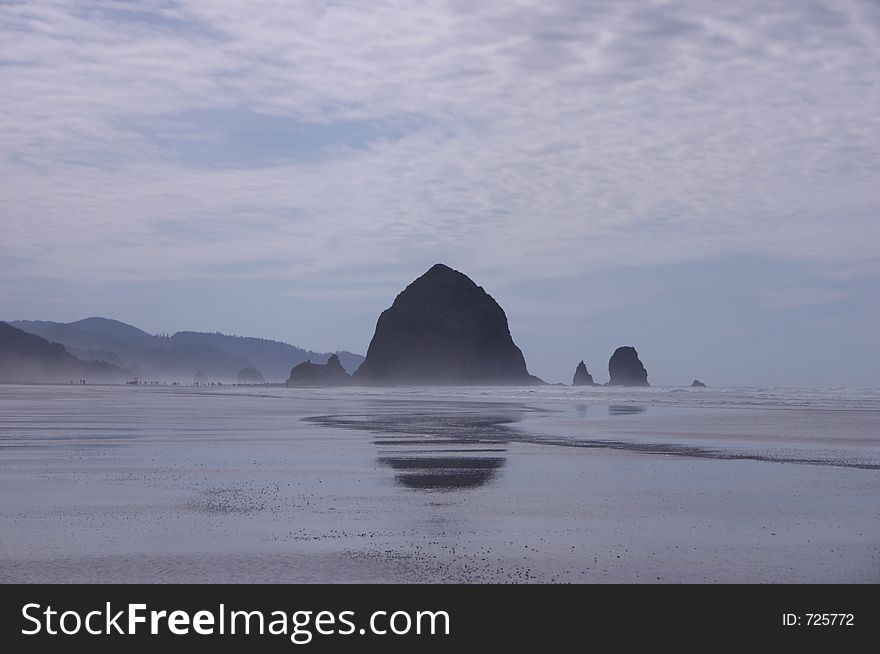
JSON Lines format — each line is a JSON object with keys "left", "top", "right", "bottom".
{"left": 1, "top": 1, "right": 879, "bottom": 382}
{"left": 3, "top": 0, "right": 878, "bottom": 285}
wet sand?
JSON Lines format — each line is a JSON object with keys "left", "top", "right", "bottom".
{"left": 1, "top": 384, "right": 878, "bottom": 582}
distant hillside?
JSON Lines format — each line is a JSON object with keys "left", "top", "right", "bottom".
{"left": 170, "top": 331, "right": 363, "bottom": 380}
{"left": 8, "top": 318, "right": 364, "bottom": 382}
{"left": 0, "top": 322, "right": 129, "bottom": 383}
{"left": 9, "top": 320, "right": 251, "bottom": 379}
{"left": 67, "top": 317, "right": 156, "bottom": 348}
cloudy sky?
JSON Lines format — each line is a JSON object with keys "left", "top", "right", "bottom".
{"left": 2, "top": 0, "right": 878, "bottom": 386}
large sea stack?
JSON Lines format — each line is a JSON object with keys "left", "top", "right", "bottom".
{"left": 572, "top": 361, "right": 595, "bottom": 386}
{"left": 287, "top": 354, "right": 350, "bottom": 386}
{"left": 353, "top": 264, "right": 541, "bottom": 385}
{"left": 607, "top": 346, "right": 649, "bottom": 386}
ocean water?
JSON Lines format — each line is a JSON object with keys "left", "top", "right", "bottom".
{"left": 0, "top": 383, "right": 878, "bottom": 583}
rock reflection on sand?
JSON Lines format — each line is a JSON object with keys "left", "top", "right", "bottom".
{"left": 378, "top": 456, "right": 506, "bottom": 490}
{"left": 608, "top": 404, "right": 647, "bottom": 416}
{"left": 306, "top": 404, "right": 528, "bottom": 491}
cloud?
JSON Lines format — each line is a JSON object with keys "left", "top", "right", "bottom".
{"left": 1, "top": 0, "right": 878, "bottom": 294}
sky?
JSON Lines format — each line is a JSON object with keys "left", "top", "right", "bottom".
{"left": 1, "top": 0, "right": 878, "bottom": 386}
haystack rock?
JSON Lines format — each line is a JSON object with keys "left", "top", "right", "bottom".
{"left": 691, "top": 379, "right": 706, "bottom": 388}
{"left": 607, "top": 346, "right": 649, "bottom": 386}
{"left": 353, "top": 264, "right": 542, "bottom": 385}
{"left": 287, "top": 354, "right": 350, "bottom": 386}
{"left": 572, "top": 361, "right": 595, "bottom": 386}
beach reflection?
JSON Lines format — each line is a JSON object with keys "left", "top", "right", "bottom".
{"left": 608, "top": 405, "right": 647, "bottom": 416}
{"left": 305, "top": 404, "right": 522, "bottom": 491}
{"left": 378, "top": 455, "right": 506, "bottom": 490}
{"left": 370, "top": 409, "right": 520, "bottom": 491}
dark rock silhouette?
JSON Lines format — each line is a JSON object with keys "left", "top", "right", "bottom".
{"left": 0, "top": 321, "right": 128, "bottom": 383}
{"left": 572, "top": 361, "right": 595, "bottom": 386}
{"left": 237, "top": 367, "right": 264, "bottom": 383}
{"left": 288, "top": 354, "right": 350, "bottom": 386}
{"left": 607, "top": 346, "right": 649, "bottom": 386}
{"left": 691, "top": 379, "right": 706, "bottom": 388}
{"left": 353, "top": 264, "right": 542, "bottom": 385}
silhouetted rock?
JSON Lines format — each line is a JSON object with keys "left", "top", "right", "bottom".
{"left": 572, "top": 361, "right": 595, "bottom": 386}
{"left": 237, "top": 367, "right": 264, "bottom": 383}
{"left": 353, "top": 264, "right": 542, "bottom": 385}
{"left": 288, "top": 354, "right": 350, "bottom": 386}
{"left": 691, "top": 379, "right": 706, "bottom": 388}
{"left": 607, "top": 346, "right": 649, "bottom": 386}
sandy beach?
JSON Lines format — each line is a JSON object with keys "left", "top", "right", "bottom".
{"left": 1, "top": 384, "right": 878, "bottom": 583}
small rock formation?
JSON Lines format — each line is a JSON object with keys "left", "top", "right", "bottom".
{"left": 353, "top": 263, "right": 542, "bottom": 385}
{"left": 237, "top": 367, "right": 264, "bottom": 383}
{"left": 691, "top": 379, "right": 706, "bottom": 388}
{"left": 288, "top": 354, "right": 350, "bottom": 386}
{"left": 607, "top": 346, "right": 649, "bottom": 386}
{"left": 572, "top": 361, "right": 595, "bottom": 386}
